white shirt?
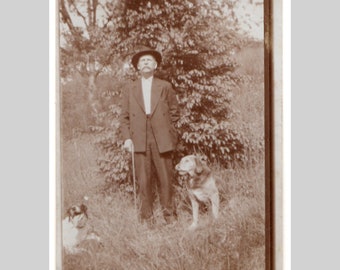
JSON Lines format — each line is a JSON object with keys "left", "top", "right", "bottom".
{"left": 141, "top": 76, "right": 153, "bottom": 114}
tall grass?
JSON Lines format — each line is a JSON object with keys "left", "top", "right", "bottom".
{"left": 61, "top": 138, "right": 265, "bottom": 270}
{"left": 60, "top": 44, "right": 265, "bottom": 269}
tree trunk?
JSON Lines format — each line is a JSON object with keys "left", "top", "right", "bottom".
{"left": 87, "top": 56, "right": 99, "bottom": 114}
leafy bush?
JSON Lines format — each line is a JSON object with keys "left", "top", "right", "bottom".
{"left": 61, "top": 75, "right": 95, "bottom": 139}
{"left": 61, "top": 1, "right": 264, "bottom": 189}
{"left": 86, "top": 77, "right": 134, "bottom": 192}
{"left": 111, "top": 0, "right": 253, "bottom": 165}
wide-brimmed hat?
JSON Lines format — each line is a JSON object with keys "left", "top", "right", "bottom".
{"left": 131, "top": 46, "right": 162, "bottom": 70}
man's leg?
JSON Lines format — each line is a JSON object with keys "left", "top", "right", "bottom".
{"left": 134, "top": 151, "right": 153, "bottom": 221}
{"left": 150, "top": 147, "right": 176, "bottom": 223}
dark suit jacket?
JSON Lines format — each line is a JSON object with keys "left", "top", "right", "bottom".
{"left": 120, "top": 77, "right": 180, "bottom": 153}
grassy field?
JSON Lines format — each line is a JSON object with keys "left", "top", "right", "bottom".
{"left": 60, "top": 44, "right": 265, "bottom": 270}
{"left": 61, "top": 135, "right": 265, "bottom": 270}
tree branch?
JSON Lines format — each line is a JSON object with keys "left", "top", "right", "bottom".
{"left": 69, "top": 0, "right": 89, "bottom": 28}
{"left": 92, "top": 0, "right": 98, "bottom": 26}
{"left": 59, "top": 0, "right": 79, "bottom": 37}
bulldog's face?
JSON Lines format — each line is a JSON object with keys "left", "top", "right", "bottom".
{"left": 66, "top": 204, "right": 88, "bottom": 228}
{"left": 67, "top": 204, "right": 87, "bottom": 218}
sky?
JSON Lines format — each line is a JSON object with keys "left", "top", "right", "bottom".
{"left": 233, "top": 0, "right": 264, "bottom": 40}
{"left": 60, "top": 0, "right": 264, "bottom": 43}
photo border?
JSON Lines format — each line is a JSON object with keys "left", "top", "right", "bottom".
{"left": 49, "top": 0, "right": 288, "bottom": 268}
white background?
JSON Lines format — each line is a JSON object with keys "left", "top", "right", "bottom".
{"left": 12, "top": 0, "right": 340, "bottom": 269}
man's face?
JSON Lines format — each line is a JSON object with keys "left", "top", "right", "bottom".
{"left": 137, "top": 55, "right": 157, "bottom": 74}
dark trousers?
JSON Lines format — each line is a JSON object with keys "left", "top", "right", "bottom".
{"left": 134, "top": 118, "right": 175, "bottom": 222}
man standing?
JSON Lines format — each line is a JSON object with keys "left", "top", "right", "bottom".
{"left": 120, "top": 46, "right": 179, "bottom": 225}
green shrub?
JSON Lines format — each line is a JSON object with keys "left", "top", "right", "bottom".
{"left": 61, "top": 76, "right": 93, "bottom": 139}
{"left": 61, "top": 1, "right": 265, "bottom": 189}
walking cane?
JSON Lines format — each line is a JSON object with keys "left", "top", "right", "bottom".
{"left": 130, "top": 141, "right": 138, "bottom": 214}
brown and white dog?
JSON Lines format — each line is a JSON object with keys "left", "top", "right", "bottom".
{"left": 175, "top": 155, "right": 220, "bottom": 230}
{"left": 62, "top": 204, "right": 101, "bottom": 254}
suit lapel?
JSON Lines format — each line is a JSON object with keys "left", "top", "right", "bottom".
{"left": 132, "top": 79, "right": 145, "bottom": 113}
{"left": 150, "top": 78, "right": 162, "bottom": 115}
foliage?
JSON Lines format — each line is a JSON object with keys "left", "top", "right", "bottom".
{"left": 61, "top": 135, "right": 265, "bottom": 270}
{"left": 60, "top": 75, "right": 94, "bottom": 139}
{"left": 87, "top": 77, "right": 134, "bottom": 191}
{"left": 60, "top": 1, "right": 265, "bottom": 268}
{"left": 60, "top": 0, "right": 263, "bottom": 187}
{"left": 98, "top": 0, "right": 250, "bottom": 186}
{"left": 59, "top": 0, "right": 118, "bottom": 80}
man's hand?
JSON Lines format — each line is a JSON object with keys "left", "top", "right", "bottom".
{"left": 123, "top": 139, "right": 133, "bottom": 152}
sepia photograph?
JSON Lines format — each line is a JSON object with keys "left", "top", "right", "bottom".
{"left": 55, "top": 0, "right": 281, "bottom": 269}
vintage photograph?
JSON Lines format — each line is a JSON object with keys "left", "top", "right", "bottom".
{"left": 57, "top": 0, "right": 272, "bottom": 269}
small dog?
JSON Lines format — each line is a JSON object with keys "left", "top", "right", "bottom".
{"left": 62, "top": 204, "right": 101, "bottom": 254}
{"left": 175, "top": 155, "right": 220, "bottom": 229}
